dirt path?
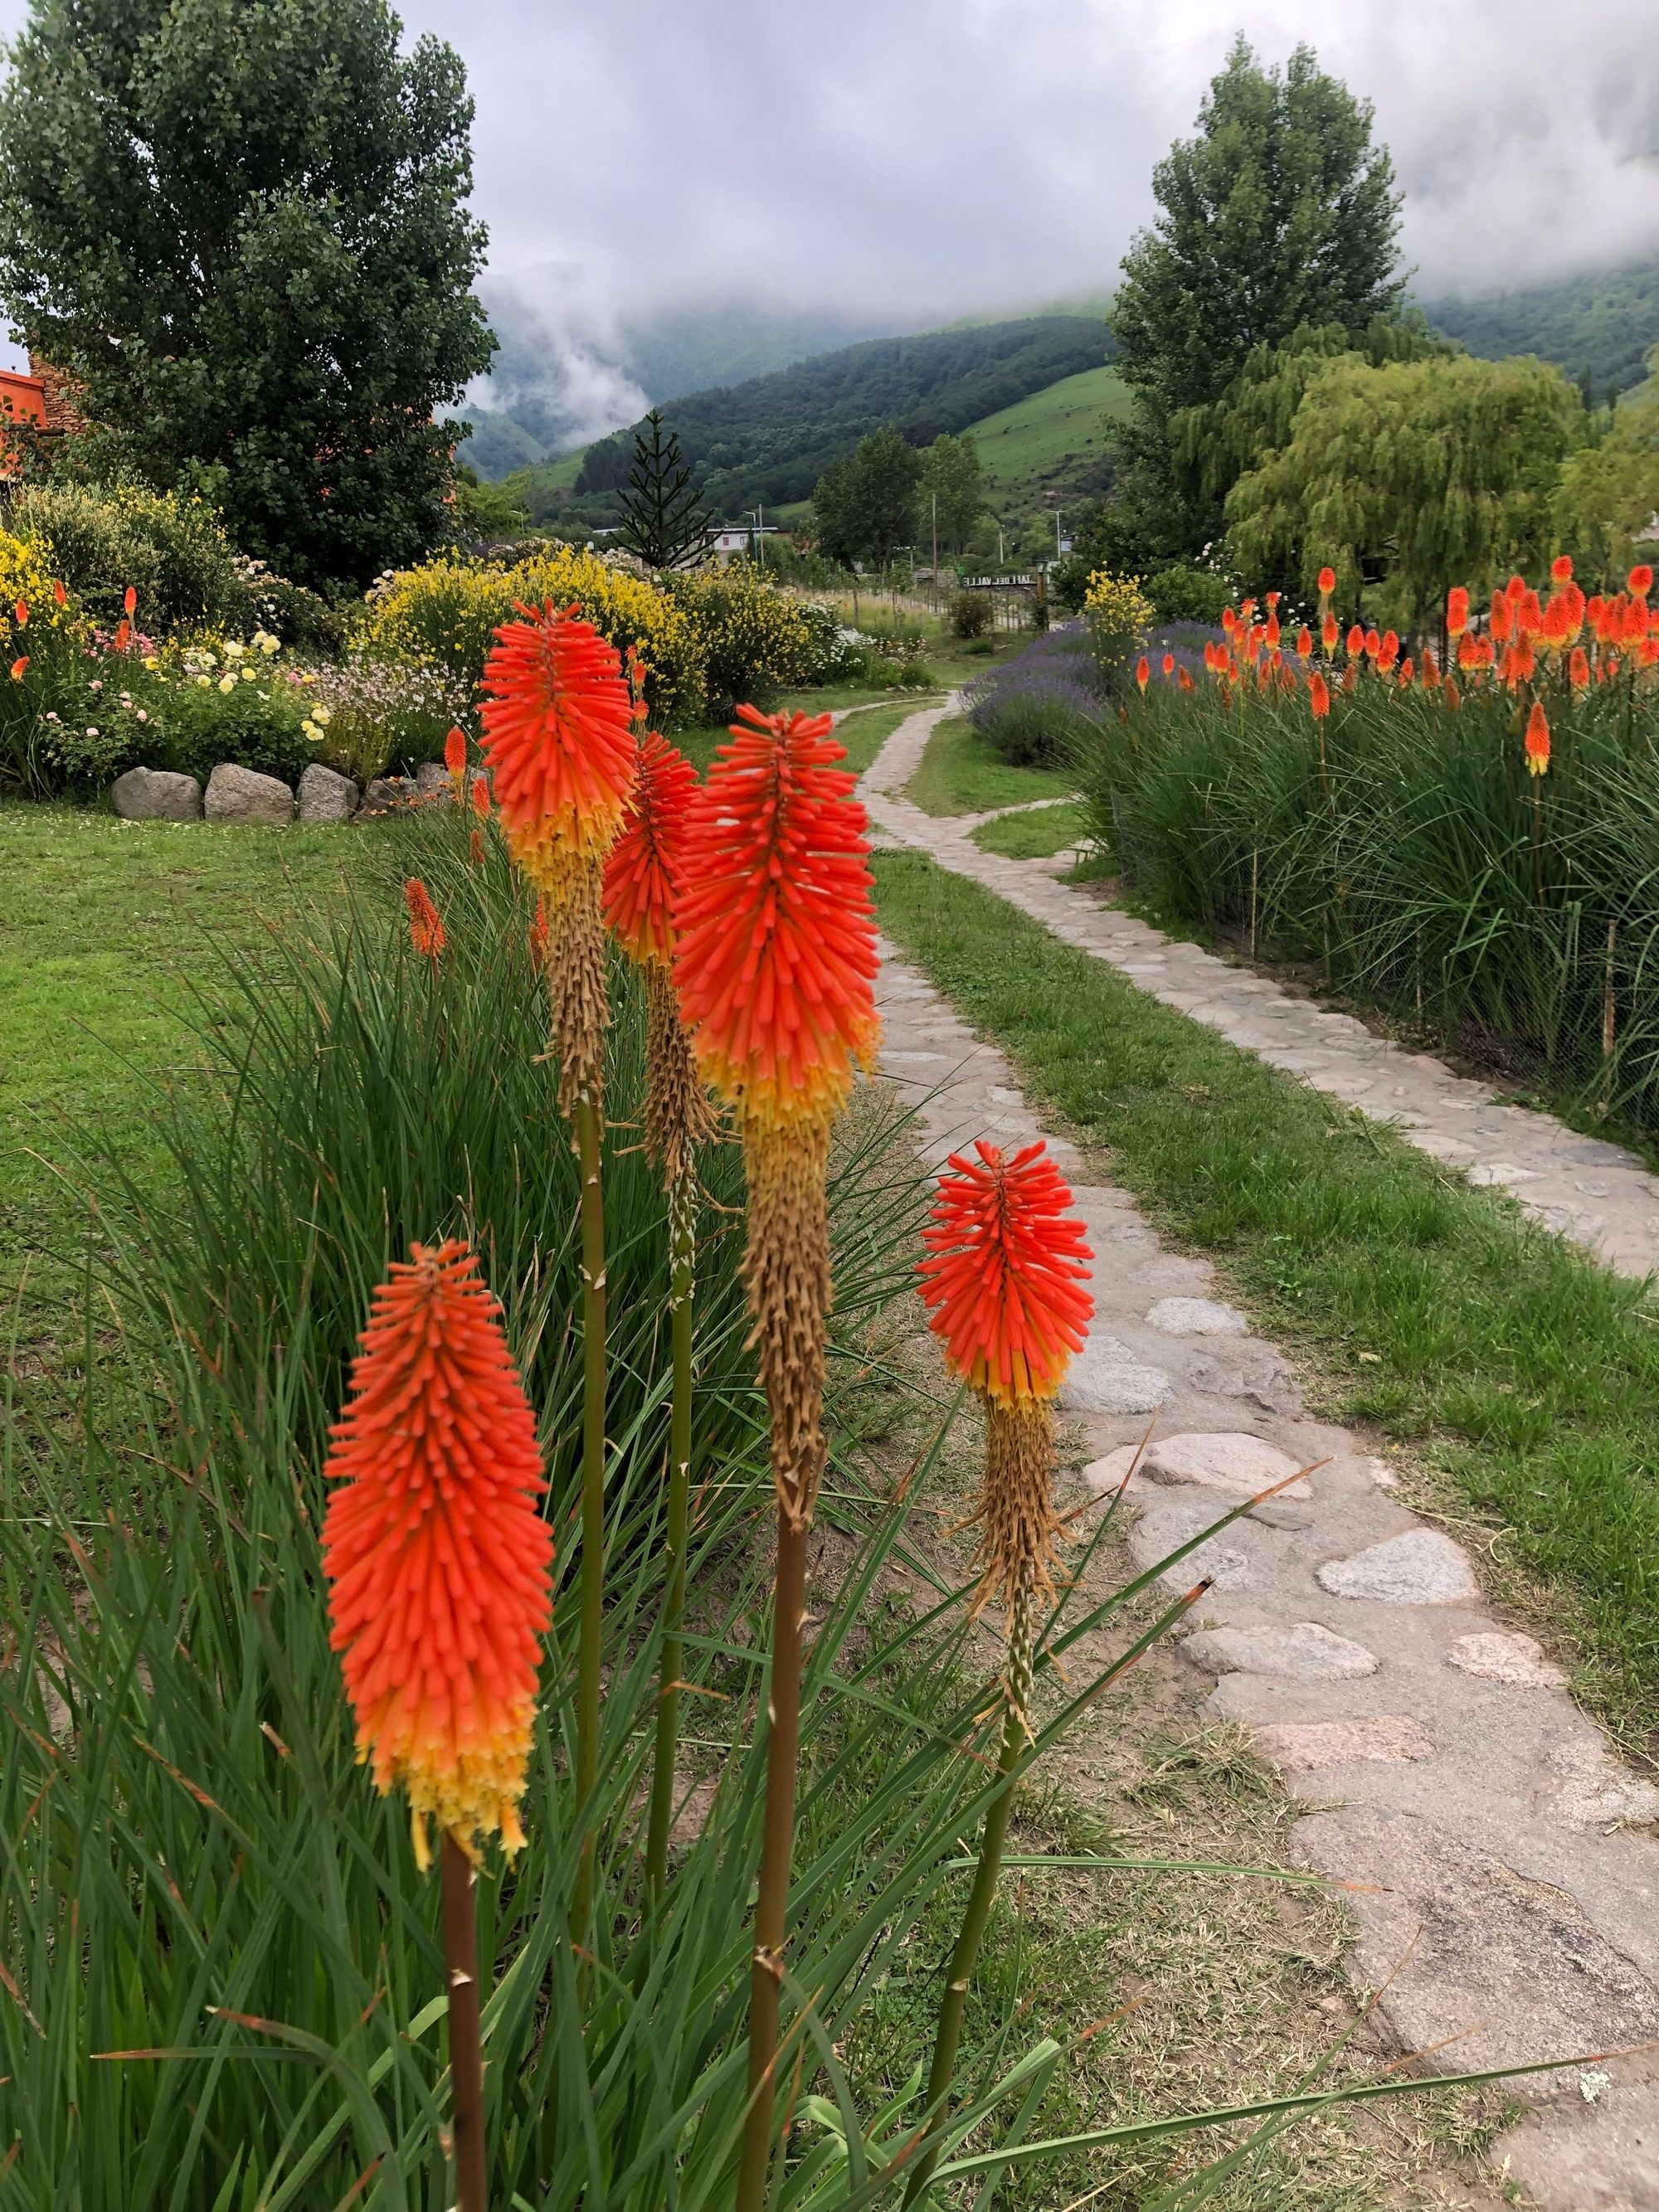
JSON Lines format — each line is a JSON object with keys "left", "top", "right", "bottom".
{"left": 866, "top": 701, "right": 1659, "bottom": 2210}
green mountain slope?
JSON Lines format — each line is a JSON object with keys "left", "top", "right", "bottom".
{"left": 566, "top": 316, "right": 1112, "bottom": 513}
{"left": 967, "top": 362, "right": 1131, "bottom": 514}
{"left": 1419, "top": 257, "right": 1659, "bottom": 400}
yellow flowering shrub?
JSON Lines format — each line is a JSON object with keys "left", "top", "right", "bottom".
{"left": 663, "top": 565, "right": 819, "bottom": 718}
{"left": 1081, "top": 569, "right": 1155, "bottom": 678}
{"left": 359, "top": 547, "right": 704, "bottom": 727}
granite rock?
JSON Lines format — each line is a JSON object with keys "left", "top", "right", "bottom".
{"left": 204, "top": 763, "right": 294, "bottom": 826}
{"left": 109, "top": 766, "right": 202, "bottom": 821}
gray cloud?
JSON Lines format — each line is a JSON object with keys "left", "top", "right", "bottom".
{"left": 3, "top": 0, "right": 1657, "bottom": 386}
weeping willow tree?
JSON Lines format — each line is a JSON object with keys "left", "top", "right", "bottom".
{"left": 1552, "top": 354, "right": 1659, "bottom": 590}
{"left": 1224, "top": 350, "right": 1585, "bottom": 630}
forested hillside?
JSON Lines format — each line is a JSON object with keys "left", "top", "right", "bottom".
{"left": 562, "top": 315, "right": 1111, "bottom": 517}
{"left": 1421, "top": 257, "right": 1659, "bottom": 399}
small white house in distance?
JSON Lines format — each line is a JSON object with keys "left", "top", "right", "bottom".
{"left": 706, "top": 523, "right": 781, "bottom": 563}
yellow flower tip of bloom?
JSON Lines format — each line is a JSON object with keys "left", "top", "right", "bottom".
{"left": 143, "top": 655, "right": 159, "bottom": 669}
{"left": 197, "top": 675, "right": 211, "bottom": 688}
{"left": 314, "top": 705, "right": 332, "bottom": 724}
{"left": 240, "top": 665, "right": 256, "bottom": 682}
{"left": 217, "top": 675, "right": 236, "bottom": 693}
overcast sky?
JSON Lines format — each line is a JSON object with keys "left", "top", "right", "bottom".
{"left": 2, "top": 0, "right": 1657, "bottom": 359}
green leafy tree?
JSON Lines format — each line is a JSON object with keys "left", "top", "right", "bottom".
{"left": 0, "top": 0, "right": 495, "bottom": 590}
{"left": 1553, "top": 357, "right": 1659, "bottom": 586}
{"left": 448, "top": 464, "right": 533, "bottom": 544}
{"left": 1226, "top": 352, "right": 1584, "bottom": 627}
{"left": 618, "top": 411, "right": 710, "bottom": 571}
{"left": 920, "top": 432, "right": 984, "bottom": 553}
{"left": 1109, "top": 37, "right": 1404, "bottom": 557}
{"left": 812, "top": 425, "right": 922, "bottom": 568}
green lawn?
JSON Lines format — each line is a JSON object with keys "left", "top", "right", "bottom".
{"left": 971, "top": 799, "right": 1091, "bottom": 859}
{"left": 907, "top": 712, "right": 1077, "bottom": 816}
{"left": 962, "top": 362, "right": 1132, "bottom": 513}
{"left": 0, "top": 804, "right": 412, "bottom": 1333}
{"left": 875, "top": 849, "right": 1659, "bottom": 1745}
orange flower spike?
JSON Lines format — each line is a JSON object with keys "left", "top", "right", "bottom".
{"left": 1321, "top": 611, "right": 1339, "bottom": 655}
{"left": 444, "top": 725, "right": 467, "bottom": 780}
{"left": 1551, "top": 555, "right": 1573, "bottom": 584}
{"left": 1307, "top": 670, "right": 1331, "bottom": 719}
{"left": 1457, "top": 632, "right": 1478, "bottom": 671}
{"left": 1446, "top": 585, "right": 1469, "bottom": 637}
{"left": 1239, "top": 598, "right": 1258, "bottom": 624}
{"left": 468, "top": 828, "right": 486, "bottom": 866}
{"left": 602, "top": 729, "right": 699, "bottom": 970}
{"left": 1378, "top": 630, "right": 1399, "bottom": 671}
{"left": 1506, "top": 574, "right": 1526, "bottom": 606}
{"left": 1161, "top": 652, "right": 1175, "bottom": 678}
{"left": 479, "top": 602, "right": 635, "bottom": 897}
{"left": 8, "top": 657, "right": 27, "bottom": 681}
{"left": 1524, "top": 702, "right": 1550, "bottom": 778}
{"left": 405, "top": 878, "right": 445, "bottom": 960}
{"left": 1296, "top": 625, "right": 1312, "bottom": 661}
{"left": 1203, "top": 640, "right": 1218, "bottom": 673}
{"left": 114, "top": 620, "right": 130, "bottom": 652}
{"left": 322, "top": 1240, "right": 552, "bottom": 1868}
{"left": 469, "top": 774, "right": 490, "bottom": 820}
{"left": 1628, "top": 565, "right": 1653, "bottom": 600}
{"left": 1569, "top": 646, "right": 1590, "bottom": 689}
{"left": 1443, "top": 676, "right": 1462, "bottom": 709}
{"left": 1177, "top": 666, "right": 1194, "bottom": 692}
{"left": 1490, "top": 593, "right": 1514, "bottom": 644}
{"left": 1345, "top": 623, "right": 1365, "bottom": 659}
{"left": 1264, "top": 591, "right": 1281, "bottom": 610}
{"left": 1136, "top": 655, "right": 1150, "bottom": 694}
{"left": 1340, "top": 662, "right": 1358, "bottom": 693}
{"left": 52, "top": 580, "right": 66, "bottom": 608}
{"left": 528, "top": 902, "right": 552, "bottom": 975}
{"left": 12, "top": 599, "right": 26, "bottom": 627}
{"left": 917, "top": 1140, "right": 1094, "bottom": 1409}
{"left": 1399, "top": 657, "right": 1413, "bottom": 686}
{"left": 1220, "top": 607, "right": 1237, "bottom": 635}
{"left": 1421, "top": 648, "right": 1440, "bottom": 687}
{"left": 1316, "top": 566, "right": 1336, "bottom": 600}
{"left": 1363, "top": 627, "right": 1381, "bottom": 660}
{"left": 674, "top": 705, "right": 878, "bottom": 1136}
{"left": 1263, "top": 613, "right": 1281, "bottom": 650}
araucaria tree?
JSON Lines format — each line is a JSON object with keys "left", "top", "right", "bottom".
{"left": 1109, "top": 37, "right": 1404, "bottom": 559}
{"left": 618, "top": 410, "right": 710, "bottom": 570}
{"left": 0, "top": 0, "right": 496, "bottom": 590}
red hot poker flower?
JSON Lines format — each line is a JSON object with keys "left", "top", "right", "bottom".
{"left": 1345, "top": 624, "right": 1365, "bottom": 658}
{"left": 674, "top": 706, "right": 878, "bottom": 1134}
{"left": 123, "top": 586, "right": 136, "bottom": 616}
{"left": 918, "top": 1139, "right": 1094, "bottom": 1408}
{"left": 1135, "top": 655, "right": 1150, "bottom": 693}
{"left": 603, "top": 729, "right": 699, "bottom": 969}
{"left": 12, "top": 600, "right": 26, "bottom": 627}
{"left": 1316, "top": 566, "right": 1336, "bottom": 598}
{"left": 469, "top": 774, "right": 490, "bottom": 820}
{"left": 1525, "top": 701, "right": 1551, "bottom": 777}
{"left": 1569, "top": 646, "right": 1591, "bottom": 688}
{"left": 322, "top": 1240, "right": 553, "bottom": 1866}
{"left": 405, "top": 877, "right": 445, "bottom": 958}
{"left": 1551, "top": 555, "right": 1574, "bottom": 583}
{"left": 1307, "top": 670, "right": 1331, "bottom": 718}
{"left": 479, "top": 603, "right": 635, "bottom": 902}
{"left": 9, "top": 657, "right": 27, "bottom": 681}
{"left": 1629, "top": 565, "right": 1653, "bottom": 599}
{"left": 444, "top": 725, "right": 467, "bottom": 780}
{"left": 1446, "top": 586, "right": 1469, "bottom": 636}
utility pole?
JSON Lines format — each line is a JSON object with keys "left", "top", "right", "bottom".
{"left": 757, "top": 503, "right": 764, "bottom": 570}
{"left": 997, "top": 525, "right": 1005, "bottom": 566}
{"left": 931, "top": 489, "right": 939, "bottom": 617}
{"left": 1054, "top": 508, "right": 1063, "bottom": 557}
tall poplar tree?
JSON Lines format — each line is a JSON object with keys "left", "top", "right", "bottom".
{"left": 0, "top": 0, "right": 495, "bottom": 589}
{"left": 1108, "top": 38, "right": 1404, "bottom": 560}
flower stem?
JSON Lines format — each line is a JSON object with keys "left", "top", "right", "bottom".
{"left": 735, "top": 1505, "right": 809, "bottom": 2212}
{"left": 904, "top": 1568, "right": 1034, "bottom": 2209}
{"left": 441, "top": 1834, "right": 488, "bottom": 2212}
{"left": 646, "top": 1169, "right": 696, "bottom": 1894}
{"left": 572, "top": 1087, "right": 607, "bottom": 1945}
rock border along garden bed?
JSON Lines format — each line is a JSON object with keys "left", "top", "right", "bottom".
{"left": 866, "top": 697, "right": 1659, "bottom": 2212}
{"left": 109, "top": 757, "right": 478, "bottom": 826}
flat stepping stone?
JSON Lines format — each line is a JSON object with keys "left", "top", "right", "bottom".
{"left": 1058, "top": 1334, "right": 1173, "bottom": 1415}
{"left": 1181, "top": 1622, "right": 1379, "bottom": 1680}
{"left": 1447, "top": 1631, "right": 1564, "bottom": 1689}
{"left": 1253, "top": 1715, "right": 1433, "bottom": 1772}
{"left": 1542, "top": 1736, "right": 1659, "bottom": 1829}
{"left": 1146, "top": 1296, "right": 1248, "bottom": 1336}
{"left": 1316, "top": 1528, "right": 1477, "bottom": 1605}
{"left": 1127, "top": 1495, "right": 1253, "bottom": 1592}
{"left": 1104, "top": 1430, "right": 1311, "bottom": 1500}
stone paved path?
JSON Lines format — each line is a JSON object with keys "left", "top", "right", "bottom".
{"left": 864, "top": 699, "right": 1659, "bottom": 1282}
{"left": 865, "top": 702, "right": 1659, "bottom": 2210}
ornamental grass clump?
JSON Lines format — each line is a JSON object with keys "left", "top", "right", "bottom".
{"left": 601, "top": 687, "right": 721, "bottom": 1895}
{"left": 323, "top": 1237, "right": 553, "bottom": 2212}
{"left": 674, "top": 702, "right": 879, "bottom": 2212}
{"left": 480, "top": 599, "right": 636, "bottom": 1940}
{"left": 906, "top": 1138, "right": 1092, "bottom": 2204}
{"left": 1080, "top": 556, "right": 1659, "bottom": 1135}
